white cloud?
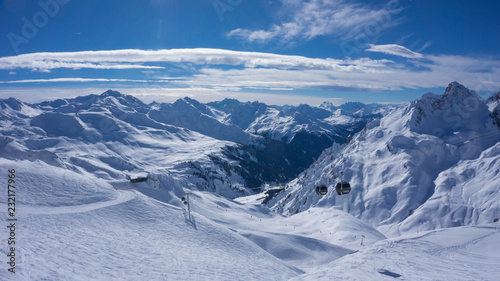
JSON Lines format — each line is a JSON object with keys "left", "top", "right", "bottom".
{"left": 1, "top": 48, "right": 499, "bottom": 96}
{"left": 366, "top": 44, "right": 423, "bottom": 58}
{"left": 0, "top": 48, "right": 398, "bottom": 74}
{"left": 228, "top": 0, "right": 403, "bottom": 43}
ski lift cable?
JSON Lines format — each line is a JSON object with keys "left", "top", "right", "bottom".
{"left": 378, "top": 130, "right": 500, "bottom": 164}
{"left": 318, "top": 130, "right": 500, "bottom": 197}
{"left": 448, "top": 130, "right": 500, "bottom": 146}
{"left": 415, "top": 130, "right": 500, "bottom": 158}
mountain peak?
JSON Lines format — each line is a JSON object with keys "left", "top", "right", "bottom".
{"left": 0, "top": 97, "right": 23, "bottom": 111}
{"left": 410, "top": 82, "right": 489, "bottom": 136}
{"left": 182, "top": 96, "right": 198, "bottom": 103}
{"left": 207, "top": 98, "right": 242, "bottom": 111}
{"left": 319, "top": 101, "right": 336, "bottom": 110}
{"left": 99, "top": 90, "right": 149, "bottom": 111}
{"left": 415, "top": 82, "right": 481, "bottom": 112}
{"left": 180, "top": 96, "right": 208, "bottom": 109}
{"left": 442, "top": 81, "right": 480, "bottom": 100}
{"left": 221, "top": 98, "right": 241, "bottom": 105}
{"left": 169, "top": 97, "right": 206, "bottom": 112}
{"left": 101, "top": 90, "right": 124, "bottom": 98}
{"left": 173, "top": 97, "right": 192, "bottom": 106}
{"left": 444, "top": 81, "right": 464, "bottom": 94}
{"left": 339, "top": 102, "right": 366, "bottom": 113}
{"left": 486, "top": 91, "right": 500, "bottom": 104}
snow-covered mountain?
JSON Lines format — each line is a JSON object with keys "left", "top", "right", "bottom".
{"left": 149, "top": 97, "right": 256, "bottom": 144}
{"left": 210, "top": 99, "right": 393, "bottom": 145}
{"left": 209, "top": 98, "right": 394, "bottom": 169}
{"left": 1, "top": 91, "right": 248, "bottom": 197}
{"left": 1, "top": 83, "right": 499, "bottom": 280}
{"left": 269, "top": 82, "right": 500, "bottom": 236}
{"left": 320, "top": 101, "right": 391, "bottom": 119}
{"left": 0, "top": 90, "right": 389, "bottom": 198}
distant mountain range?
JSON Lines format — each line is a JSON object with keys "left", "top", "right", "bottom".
{"left": 0, "top": 90, "right": 392, "bottom": 198}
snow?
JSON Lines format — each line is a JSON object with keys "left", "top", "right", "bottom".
{"left": 294, "top": 225, "right": 500, "bottom": 281}
{"left": 148, "top": 98, "right": 257, "bottom": 144}
{"left": 2, "top": 156, "right": 499, "bottom": 280}
{"left": 211, "top": 98, "right": 392, "bottom": 144}
{"left": 0, "top": 92, "right": 261, "bottom": 198}
{"left": 0, "top": 157, "right": 379, "bottom": 280}
{"left": 0, "top": 158, "right": 300, "bottom": 280}
{"left": 486, "top": 91, "right": 499, "bottom": 112}
{"left": 384, "top": 141, "right": 500, "bottom": 236}
{"left": 1, "top": 83, "right": 499, "bottom": 280}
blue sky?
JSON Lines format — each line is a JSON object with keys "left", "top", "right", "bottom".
{"left": 0, "top": 0, "right": 499, "bottom": 105}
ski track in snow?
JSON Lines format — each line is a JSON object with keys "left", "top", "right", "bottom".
{"left": 18, "top": 190, "right": 136, "bottom": 216}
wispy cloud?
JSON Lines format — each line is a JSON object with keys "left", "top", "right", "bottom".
{"left": 1, "top": 48, "right": 499, "bottom": 95}
{"left": 227, "top": 0, "right": 403, "bottom": 43}
{"left": 0, "top": 48, "right": 392, "bottom": 72}
{"left": 366, "top": 44, "right": 423, "bottom": 58}
{"left": 0, "top": 51, "right": 165, "bottom": 71}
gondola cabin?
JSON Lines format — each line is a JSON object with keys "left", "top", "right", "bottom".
{"left": 335, "top": 181, "right": 351, "bottom": 195}
{"left": 315, "top": 185, "right": 328, "bottom": 196}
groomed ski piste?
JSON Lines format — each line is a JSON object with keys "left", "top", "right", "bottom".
{"left": 2, "top": 158, "right": 499, "bottom": 281}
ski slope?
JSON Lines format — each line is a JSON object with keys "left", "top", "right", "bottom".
{"left": 2, "top": 153, "right": 500, "bottom": 280}
{"left": 0, "top": 159, "right": 300, "bottom": 280}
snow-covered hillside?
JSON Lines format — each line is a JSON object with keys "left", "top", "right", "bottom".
{"left": 270, "top": 82, "right": 500, "bottom": 236}
{"left": 294, "top": 225, "right": 500, "bottom": 281}
{"left": 385, "top": 141, "right": 500, "bottom": 235}
{"left": 149, "top": 97, "right": 257, "bottom": 144}
{"left": 2, "top": 154, "right": 499, "bottom": 280}
{"left": 0, "top": 158, "right": 300, "bottom": 280}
